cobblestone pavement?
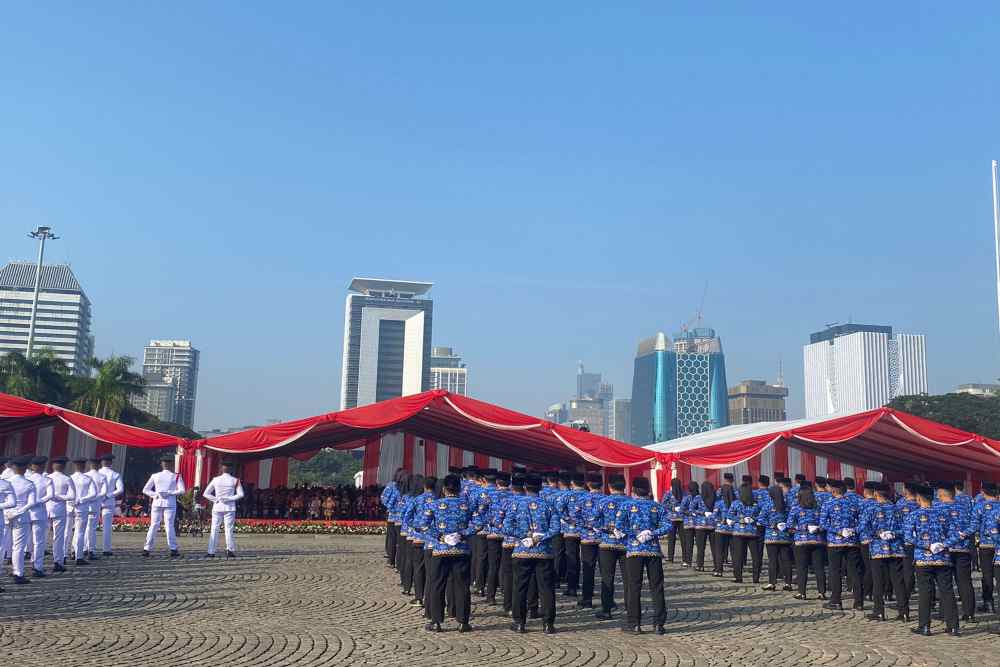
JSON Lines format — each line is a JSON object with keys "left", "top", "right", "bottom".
{"left": 2, "top": 533, "right": 999, "bottom": 666}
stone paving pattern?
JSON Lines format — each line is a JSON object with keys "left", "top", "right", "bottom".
{"left": 1, "top": 533, "right": 999, "bottom": 666}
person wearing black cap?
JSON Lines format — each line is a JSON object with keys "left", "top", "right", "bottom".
{"left": 789, "top": 483, "right": 826, "bottom": 600}
{"left": 897, "top": 481, "right": 920, "bottom": 601}
{"left": 727, "top": 483, "right": 762, "bottom": 584}
{"left": 820, "top": 479, "right": 863, "bottom": 611}
{"left": 857, "top": 481, "right": 880, "bottom": 602}
{"left": 559, "top": 472, "right": 587, "bottom": 597}
{"left": 25, "top": 456, "right": 53, "bottom": 577}
{"left": 142, "top": 454, "right": 186, "bottom": 558}
{"left": 504, "top": 473, "right": 560, "bottom": 634}
{"left": 594, "top": 474, "right": 628, "bottom": 619}
{"left": 576, "top": 472, "right": 604, "bottom": 608}
{"left": 907, "top": 482, "right": 960, "bottom": 636}
{"left": 84, "top": 457, "right": 108, "bottom": 559}
{"left": 615, "top": 476, "right": 668, "bottom": 635}
{"left": 68, "top": 457, "right": 97, "bottom": 565}
{"left": 46, "top": 456, "right": 75, "bottom": 572}
{"left": 935, "top": 481, "right": 976, "bottom": 624}
{"left": 863, "top": 482, "right": 908, "bottom": 621}
{"left": 98, "top": 454, "right": 124, "bottom": 557}
{"left": 972, "top": 482, "right": 999, "bottom": 613}
{"left": 203, "top": 460, "right": 245, "bottom": 558}
{"left": 4, "top": 456, "right": 37, "bottom": 584}
{"left": 713, "top": 472, "right": 735, "bottom": 573}
{"left": 751, "top": 475, "right": 772, "bottom": 582}
{"left": 426, "top": 473, "right": 477, "bottom": 633}
{"left": 664, "top": 478, "right": 685, "bottom": 563}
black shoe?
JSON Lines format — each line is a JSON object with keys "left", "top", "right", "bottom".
{"left": 142, "top": 550, "right": 150, "bottom": 558}
{"left": 979, "top": 600, "right": 995, "bottom": 614}
{"left": 205, "top": 553, "right": 215, "bottom": 559}
{"left": 459, "top": 623, "right": 473, "bottom": 633}
{"left": 782, "top": 585, "right": 794, "bottom": 591}
{"left": 170, "top": 550, "right": 180, "bottom": 558}
{"left": 226, "top": 551, "right": 236, "bottom": 559}
{"left": 52, "top": 563, "right": 66, "bottom": 573}
{"left": 595, "top": 611, "right": 613, "bottom": 620}
{"left": 948, "top": 626, "right": 961, "bottom": 637}
{"left": 563, "top": 589, "right": 578, "bottom": 597}
{"left": 655, "top": 624, "right": 666, "bottom": 635}
{"left": 761, "top": 584, "right": 776, "bottom": 591}
{"left": 528, "top": 609, "right": 540, "bottom": 619}
{"left": 576, "top": 600, "right": 593, "bottom": 609}
{"left": 75, "top": 559, "right": 89, "bottom": 566}
{"left": 866, "top": 612, "right": 886, "bottom": 622}
{"left": 894, "top": 612, "right": 910, "bottom": 622}
{"left": 911, "top": 626, "right": 931, "bottom": 636}
{"left": 733, "top": 577, "right": 743, "bottom": 583}
{"left": 853, "top": 602, "right": 865, "bottom": 611}
{"left": 425, "top": 622, "right": 442, "bottom": 633}
{"left": 825, "top": 602, "right": 843, "bottom": 611}
{"left": 510, "top": 622, "right": 526, "bottom": 634}
{"left": 793, "top": 593, "right": 807, "bottom": 600}
{"left": 31, "top": 569, "right": 45, "bottom": 578}
{"left": 543, "top": 623, "right": 556, "bottom": 635}
{"left": 622, "top": 625, "right": 641, "bottom": 635}
{"left": 817, "top": 592, "right": 828, "bottom": 600}
{"left": 12, "top": 575, "right": 29, "bottom": 585}
{"left": 24, "top": 553, "right": 31, "bottom": 561}
{"left": 486, "top": 598, "right": 499, "bottom": 606}
{"left": 962, "top": 614, "right": 978, "bottom": 624}
{"left": 103, "top": 551, "right": 113, "bottom": 557}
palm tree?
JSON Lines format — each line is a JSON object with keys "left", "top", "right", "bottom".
{"left": 0, "top": 349, "right": 72, "bottom": 404}
{"left": 72, "top": 355, "right": 145, "bottom": 421}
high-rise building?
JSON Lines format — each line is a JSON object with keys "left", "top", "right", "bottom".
{"left": 955, "top": 383, "right": 1000, "bottom": 397}
{"left": 133, "top": 340, "right": 200, "bottom": 428}
{"left": 607, "top": 398, "right": 632, "bottom": 442}
{"left": 630, "top": 328, "right": 729, "bottom": 445}
{"left": 565, "top": 397, "right": 607, "bottom": 435}
{"left": 0, "top": 262, "right": 94, "bottom": 374}
{"left": 803, "top": 324, "right": 927, "bottom": 418}
{"left": 728, "top": 379, "right": 789, "bottom": 425}
{"left": 340, "top": 278, "right": 433, "bottom": 409}
{"left": 576, "top": 363, "right": 602, "bottom": 399}
{"left": 430, "top": 346, "right": 468, "bottom": 395}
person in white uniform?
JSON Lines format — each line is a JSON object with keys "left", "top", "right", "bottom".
{"left": 84, "top": 458, "right": 107, "bottom": 560}
{"left": 143, "top": 455, "right": 186, "bottom": 558}
{"left": 203, "top": 460, "right": 244, "bottom": 559}
{"left": 4, "top": 456, "right": 38, "bottom": 585}
{"left": 0, "top": 457, "right": 15, "bottom": 592}
{"left": 24, "top": 456, "right": 54, "bottom": 577}
{"left": 68, "top": 457, "right": 97, "bottom": 566}
{"left": 98, "top": 453, "right": 124, "bottom": 556}
{"left": 1, "top": 457, "right": 14, "bottom": 564}
{"left": 46, "top": 456, "right": 75, "bottom": 572}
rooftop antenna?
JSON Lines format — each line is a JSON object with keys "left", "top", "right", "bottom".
{"left": 775, "top": 355, "right": 786, "bottom": 388}
{"left": 992, "top": 160, "right": 1000, "bottom": 333}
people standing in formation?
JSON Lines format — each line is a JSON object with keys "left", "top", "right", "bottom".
{"left": 142, "top": 454, "right": 186, "bottom": 558}
{"left": 202, "top": 460, "right": 244, "bottom": 559}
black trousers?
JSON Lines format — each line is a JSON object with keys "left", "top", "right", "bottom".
{"left": 472, "top": 535, "right": 488, "bottom": 590}
{"left": 871, "top": 556, "right": 907, "bottom": 616}
{"left": 950, "top": 551, "right": 976, "bottom": 618}
{"left": 732, "top": 535, "right": 760, "bottom": 582}
{"left": 399, "top": 538, "right": 413, "bottom": 592}
{"left": 598, "top": 547, "right": 627, "bottom": 613}
{"left": 753, "top": 526, "right": 766, "bottom": 577}
{"left": 563, "top": 536, "right": 581, "bottom": 592}
{"left": 411, "top": 542, "right": 426, "bottom": 601}
{"left": 513, "top": 557, "right": 555, "bottom": 625}
{"left": 485, "top": 538, "right": 502, "bottom": 602}
{"left": 422, "top": 550, "right": 433, "bottom": 614}
{"left": 859, "top": 544, "right": 873, "bottom": 598}
{"left": 795, "top": 543, "right": 826, "bottom": 596}
{"left": 681, "top": 527, "right": 695, "bottom": 564}
{"left": 695, "top": 529, "right": 713, "bottom": 569}
{"left": 552, "top": 534, "right": 566, "bottom": 582}
{"left": 387, "top": 524, "right": 399, "bottom": 566}
{"left": 580, "top": 542, "right": 599, "bottom": 603}
{"left": 713, "top": 532, "right": 731, "bottom": 573}
{"left": 501, "top": 546, "right": 514, "bottom": 611}
{"left": 666, "top": 521, "right": 683, "bottom": 561}
{"left": 429, "top": 555, "right": 471, "bottom": 624}
{"left": 625, "top": 556, "right": 666, "bottom": 627}
{"left": 902, "top": 546, "right": 916, "bottom": 600}
{"left": 828, "top": 546, "right": 862, "bottom": 606}
{"left": 916, "top": 565, "right": 958, "bottom": 630}
{"left": 979, "top": 547, "right": 995, "bottom": 603}
{"left": 766, "top": 542, "right": 793, "bottom": 586}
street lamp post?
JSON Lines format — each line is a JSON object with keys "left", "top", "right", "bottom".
{"left": 25, "top": 226, "right": 59, "bottom": 358}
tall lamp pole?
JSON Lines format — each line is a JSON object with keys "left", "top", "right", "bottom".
{"left": 993, "top": 161, "right": 1000, "bottom": 333}
{"left": 25, "top": 226, "right": 59, "bottom": 358}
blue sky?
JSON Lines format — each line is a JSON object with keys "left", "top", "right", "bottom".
{"left": 2, "top": 4, "right": 999, "bottom": 431}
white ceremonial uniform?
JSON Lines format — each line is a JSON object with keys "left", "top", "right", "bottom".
{"left": 5, "top": 474, "right": 37, "bottom": 577}
{"left": 84, "top": 468, "right": 106, "bottom": 555}
{"left": 0, "top": 478, "right": 14, "bottom": 561}
{"left": 47, "top": 470, "right": 75, "bottom": 566}
{"left": 68, "top": 471, "right": 97, "bottom": 560}
{"left": 1, "top": 467, "right": 13, "bottom": 560}
{"left": 203, "top": 473, "right": 244, "bottom": 555}
{"left": 143, "top": 470, "right": 186, "bottom": 551}
{"left": 24, "top": 470, "right": 53, "bottom": 572}
{"left": 99, "top": 465, "right": 124, "bottom": 553}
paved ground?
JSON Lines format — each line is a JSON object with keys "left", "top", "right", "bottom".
{"left": 1, "top": 533, "right": 999, "bottom": 666}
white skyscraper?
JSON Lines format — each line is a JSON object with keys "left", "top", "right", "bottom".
{"left": 803, "top": 324, "right": 927, "bottom": 418}
{"left": 429, "top": 346, "right": 468, "bottom": 395}
{"left": 133, "top": 340, "right": 200, "bottom": 428}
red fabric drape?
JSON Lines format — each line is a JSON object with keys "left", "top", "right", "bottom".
{"left": 773, "top": 441, "right": 789, "bottom": 477}
{"left": 474, "top": 453, "right": 489, "bottom": 470}
{"left": 449, "top": 446, "right": 463, "bottom": 468}
{"left": 747, "top": 454, "right": 761, "bottom": 479}
{"left": 706, "top": 468, "right": 720, "bottom": 487}
{"left": 50, "top": 422, "right": 68, "bottom": 459}
{"left": 403, "top": 434, "right": 415, "bottom": 472}
{"left": 424, "top": 439, "right": 437, "bottom": 477}
{"left": 95, "top": 441, "right": 112, "bottom": 459}
{"left": 20, "top": 428, "right": 37, "bottom": 455}
{"left": 270, "top": 457, "right": 289, "bottom": 487}
{"left": 178, "top": 450, "right": 196, "bottom": 488}
{"left": 363, "top": 439, "right": 381, "bottom": 487}
{"left": 802, "top": 452, "right": 816, "bottom": 480}
{"left": 242, "top": 459, "right": 260, "bottom": 486}
{"left": 502, "top": 459, "right": 512, "bottom": 473}
{"left": 655, "top": 464, "right": 670, "bottom": 500}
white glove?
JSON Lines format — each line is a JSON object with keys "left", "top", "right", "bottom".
{"left": 3, "top": 509, "right": 16, "bottom": 521}
{"left": 673, "top": 506, "right": 681, "bottom": 512}
{"left": 520, "top": 537, "right": 534, "bottom": 548}
{"left": 726, "top": 519, "right": 734, "bottom": 526}
{"left": 879, "top": 531, "right": 894, "bottom": 540}
{"left": 532, "top": 532, "right": 544, "bottom": 541}
{"left": 930, "top": 542, "right": 945, "bottom": 554}
{"left": 637, "top": 529, "right": 653, "bottom": 543}
{"left": 742, "top": 516, "right": 753, "bottom": 524}
{"left": 777, "top": 522, "right": 787, "bottom": 531}
{"left": 807, "top": 525, "right": 818, "bottom": 534}
{"left": 704, "top": 511, "right": 714, "bottom": 518}
{"left": 840, "top": 528, "right": 854, "bottom": 538}
{"left": 443, "top": 533, "right": 461, "bottom": 547}
{"left": 612, "top": 529, "right": 625, "bottom": 539}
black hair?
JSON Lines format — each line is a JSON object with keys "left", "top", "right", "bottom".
{"left": 701, "top": 481, "right": 716, "bottom": 508}
{"left": 609, "top": 475, "right": 626, "bottom": 491}
{"left": 424, "top": 476, "right": 437, "bottom": 491}
{"left": 687, "top": 480, "right": 700, "bottom": 496}
{"left": 409, "top": 474, "right": 425, "bottom": 497}
{"left": 739, "top": 484, "right": 755, "bottom": 506}
{"left": 671, "top": 478, "right": 684, "bottom": 502}
{"left": 798, "top": 487, "right": 817, "bottom": 510}
{"left": 443, "top": 474, "right": 461, "bottom": 495}
{"left": 768, "top": 485, "right": 785, "bottom": 513}
{"left": 720, "top": 484, "right": 735, "bottom": 509}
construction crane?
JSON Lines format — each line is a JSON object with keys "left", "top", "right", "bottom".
{"left": 679, "top": 282, "right": 709, "bottom": 335}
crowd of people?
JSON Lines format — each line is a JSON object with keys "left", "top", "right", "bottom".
{"left": 381, "top": 466, "right": 1000, "bottom": 637}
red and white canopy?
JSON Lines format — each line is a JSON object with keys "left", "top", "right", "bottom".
{"left": 645, "top": 407, "right": 1000, "bottom": 480}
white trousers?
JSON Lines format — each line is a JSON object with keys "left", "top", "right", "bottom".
{"left": 84, "top": 506, "right": 99, "bottom": 553}
{"left": 1, "top": 517, "right": 10, "bottom": 560}
{"left": 29, "top": 517, "right": 48, "bottom": 571}
{"left": 10, "top": 519, "right": 29, "bottom": 576}
{"left": 144, "top": 506, "right": 177, "bottom": 551}
{"left": 101, "top": 507, "right": 114, "bottom": 552}
{"left": 208, "top": 511, "right": 237, "bottom": 554}
{"left": 49, "top": 514, "right": 67, "bottom": 565}
{"left": 68, "top": 509, "right": 89, "bottom": 560}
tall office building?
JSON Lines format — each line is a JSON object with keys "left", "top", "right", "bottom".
{"left": 0, "top": 262, "right": 94, "bottom": 374}
{"left": 576, "top": 363, "right": 602, "bottom": 400}
{"left": 728, "top": 379, "right": 789, "bottom": 425}
{"left": 607, "top": 398, "right": 632, "bottom": 442}
{"left": 803, "top": 324, "right": 927, "bottom": 418}
{"left": 340, "top": 278, "right": 433, "bottom": 409}
{"left": 133, "top": 340, "right": 200, "bottom": 428}
{"left": 630, "top": 328, "right": 729, "bottom": 445}
{"left": 430, "top": 346, "right": 468, "bottom": 395}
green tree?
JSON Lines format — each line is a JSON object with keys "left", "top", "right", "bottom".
{"left": 0, "top": 349, "right": 73, "bottom": 405}
{"left": 888, "top": 393, "right": 1000, "bottom": 439}
{"left": 72, "top": 355, "right": 145, "bottom": 421}
{"left": 289, "top": 449, "right": 362, "bottom": 487}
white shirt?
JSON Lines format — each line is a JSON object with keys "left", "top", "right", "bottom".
{"left": 0, "top": 478, "right": 15, "bottom": 515}
{"left": 4, "top": 474, "right": 37, "bottom": 525}
{"left": 203, "top": 473, "right": 244, "bottom": 513}
{"left": 143, "top": 470, "right": 186, "bottom": 509}
{"left": 1, "top": 467, "right": 13, "bottom": 481}
{"left": 99, "top": 466, "right": 124, "bottom": 509}
{"left": 86, "top": 469, "right": 107, "bottom": 509}
{"left": 69, "top": 471, "right": 97, "bottom": 512}
{"left": 47, "top": 471, "right": 76, "bottom": 517}
{"left": 24, "top": 470, "right": 53, "bottom": 522}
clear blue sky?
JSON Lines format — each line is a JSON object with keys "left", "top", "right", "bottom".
{"left": 2, "top": 4, "right": 999, "bottom": 431}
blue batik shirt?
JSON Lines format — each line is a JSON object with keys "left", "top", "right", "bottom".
{"left": 786, "top": 484, "right": 801, "bottom": 513}
{"left": 499, "top": 492, "right": 523, "bottom": 548}
{"left": 486, "top": 487, "right": 511, "bottom": 538}
{"left": 713, "top": 498, "right": 733, "bottom": 534}
{"left": 428, "top": 495, "right": 477, "bottom": 556}
{"left": 576, "top": 490, "right": 604, "bottom": 544}
{"left": 594, "top": 493, "right": 629, "bottom": 550}
{"left": 907, "top": 505, "right": 960, "bottom": 566}
{"left": 614, "top": 496, "right": 672, "bottom": 557}
{"left": 752, "top": 487, "right": 773, "bottom": 514}
{"left": 788, "top": 506, "right": 825, "bottom": 544}
{"left": 664, "top": 493, "right": 686, "bottom": 523}
{"left": 690, "top": 495, "right": 716, "bottom": 529}
{"left": 820, "top": 495, "right": 860, "bottom": 547}
{"left": 762, "top": 508, "right": 792, "bottom": 543}
{"left": 725, "top": 500, "right": 762, "bottom": 536}
{"left": 973, "top": 499, "right": 1000, "bottom": 549}
{"left": 558, "top": 488, "right": 588, "bottom": 537}
{"left": 866, "top": 501, "right": 905, "bottom": 558}
{"left": 503, "top": 494, "right": 561, "bottom": 559}
{"left": 399, "top": 494, "right": 418, "bottom": 539}
{"left": 414, "top": 491, "right": 438, "bottom": 549}
{"left": 382, "top": 482, "right": 401, "bottom": 523}
{"left": 898, "top": 499, "right": 920, "bottom": 545}
{"left": 815, "top": 490, "right": 832, "bottom": 512}
{"left": 680, "top": 493, "right": 697, "bottom": 528}
{"left": 857, "top": 497, "right": 879, "bottom": 544}
{"left": 936, "top": 500, "right": 973, "bottom": 553}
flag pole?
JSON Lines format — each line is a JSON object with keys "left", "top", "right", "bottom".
{"left": 993, "top": 160, "right": 1000, "bottom": 333}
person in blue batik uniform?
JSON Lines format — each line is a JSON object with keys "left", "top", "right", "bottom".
{"left": 540, "top": 471, "right": 567, "bottom": 585}
{"left": 559, "top": 473, "right": 588, "bottom": 597}
{"left": 679, "top": 480, "right": 699, "bottom": 567}
{"left": 398, "top": 475, "right": 424, "bottom": 596}
{"left": 820, "top": 479, "right": 863, "bottom": 611}
{"left": 712, "top": 479, "right": 736, "bottom": 577}
{"left": 857, "top": 481, "right": 880, "bottom": 602}
{"left": 726, "top": 484, "right": 762, "bottom": 584}
{"left": 425, "top": 474, "right": 478, "bottom": 633}
{"left": 663, "top": 478, "right": 686, "bottom": 563}
{"left": 750, "top": 475, "right": 772, "bottom": 581}
{"left": 935, "top": 481, "right": 976, "bottom": 624}
{"left": 907, "top": 483, "right": 960, "bottom": 636}
{"left": 972, "top": 483, "right": 1000, "bottom": 613}
{"left": 897, "top": 482, "right": 921, "bottom": 602}
{"left": 483, "top": 472, "right": 510, "bottom": 606}
{"left": 504, "top": 473, "right": 561, "bottom": 635}
{"left": 690, "top": 481, "right": 716, "bottom": 572}
{"left": 413, "top": 476, "right": 438, "bottom": 613}
{"left": 786, "top": 473, "right": 806, "bottom": 514}
{"left": 761, "top": 484, "right": 793, "bottom": 591}
{"left": 593, "top": 475, "right": 630, "bottom": 620}
{"left": 404, "top": 476, "right": 434, "bottom": 608}
{"left": 381, "top": 468, "right": 405, "bottom": 567}
{"left": 863, "top": 482, "right": 909, "bottom": 621}
{"left": 574, "top": 472, "right": 605, "bottom": 609}
{"left": 615, "top": 476, "right": 669, "bottom": 635}
{"left": 788, "top": 483, "right": 827, "bottom": 600}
